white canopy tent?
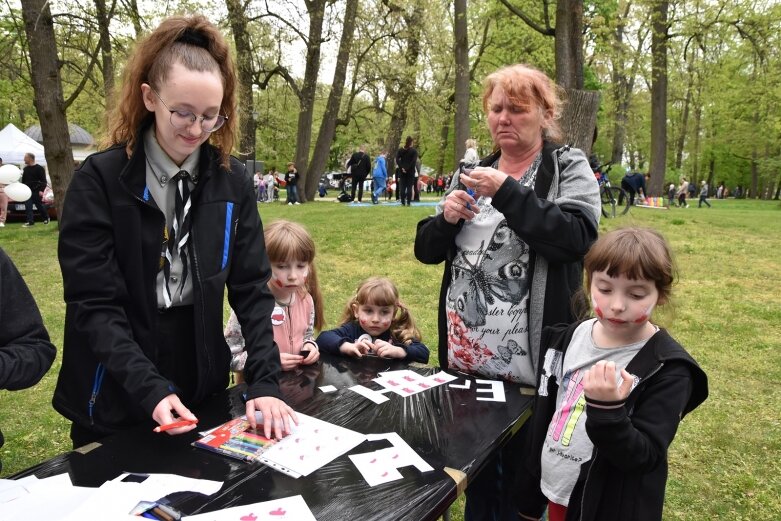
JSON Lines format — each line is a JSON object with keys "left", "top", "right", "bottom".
{"left": 0, "top": 123, "right": 46, "bottom": 166}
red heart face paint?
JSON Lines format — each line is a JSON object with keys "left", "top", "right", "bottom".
{"left": 355, "top": 303, "right": 395, "bottom": 337}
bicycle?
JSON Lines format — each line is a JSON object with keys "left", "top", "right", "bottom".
{"left": 592, "top": 162, "right": 630, "bottom": 218}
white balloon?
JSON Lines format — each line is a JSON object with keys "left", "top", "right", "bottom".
{"left": 0, "top": 164, "right": 22, "bottom": 184}
{"left": 4, "top": 182, "right": 32, "bottom": 202}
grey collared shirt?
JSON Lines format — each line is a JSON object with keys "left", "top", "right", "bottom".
{"left": 143, "top": 128, "right": 200, "bottom": 308}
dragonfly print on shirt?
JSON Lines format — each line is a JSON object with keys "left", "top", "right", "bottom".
{"left": 448, "top": 219, "right": 529, "bottom": 328}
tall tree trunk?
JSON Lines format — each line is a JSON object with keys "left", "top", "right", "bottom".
{"left": 21, "top": 0, "right": 73, "bottom": 224}
{"left": 120, "top": 0, "right": 143, "bottom": 38}
{"left": 437, "top": 101, "right": 453, "bottom": 177}
{"left": 691, "top": 84, "right": 703, "bottom": 184}
{"left": 555, "top": 0, "right": 583, "bottom": 89}
{"left": 384, "top": 2, "right": 423, "bottom": 165}
{"left": 93, "top": 0, "right": 115, "bottom": 99}
{"left": 648, "top": 0, "right": 669, "bottom": 197}
{"left": 561, "top": 89, "right": 600, "bottom": 155}
{"left": 750, "top": 145, "right": 759, "bottom": 198}
{"left": 675, "top": 46, "right": 696, "bottom": 170}
{"left": 453, "top": 0, "right": 470, "bottom": 165}
{"left": 293, "top": 0, "right": 327, "bottom": 203}
{"left": 226, "top": 0, "right": 257, "bottom": 163}
{"left": 305, "top": 0, "right": 359, "bottom": 200}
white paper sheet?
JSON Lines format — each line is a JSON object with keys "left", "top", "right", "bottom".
{"left": 256, "top": 413, "right": 366, "bottom": 478}
{"left": 183, "top": 494, "right": 316, "bottom": 520}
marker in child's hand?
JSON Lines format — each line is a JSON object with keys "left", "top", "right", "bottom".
{"left": 153, "top": 419, "right": 198, "bottom": 433}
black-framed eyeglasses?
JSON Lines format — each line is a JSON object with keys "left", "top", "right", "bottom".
{"left": 150, "top": 88, "right": 227, "bottom": 133}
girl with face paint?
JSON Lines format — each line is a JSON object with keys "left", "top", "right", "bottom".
{"left": 225, "top": 220, "right": 324, "bottom": 375}
{"left": 518, "top": 228, "right": 708, "bottom": 521}
{"left": 316, "top": 277, "right": 429, "bottom": 363}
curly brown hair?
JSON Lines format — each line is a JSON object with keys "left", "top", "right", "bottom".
{"left": 339, "top": 277, "right": 422, "bottom": 346}
{"left": 104, "top": 15, "right": 237, "bottom": 169}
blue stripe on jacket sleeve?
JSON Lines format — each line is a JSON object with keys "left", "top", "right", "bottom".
{"left": 222, "top": 202, "right": 233, "bottom": 269}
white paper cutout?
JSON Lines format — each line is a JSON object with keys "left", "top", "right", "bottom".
{"left": 349, "top": 384, "right": 390, "bottom": 403}
{"left": 183, "top": 494, "right": 316, "bottom": 520}
{"left": 349, "top": 432, "right": 434, "bottom": 487}
{"left": 475, "top": 379, "right": 506, "bottom": 402}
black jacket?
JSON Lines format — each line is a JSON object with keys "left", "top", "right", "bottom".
{"left": 517, "top": 321, "right": 709, "bottom": 521}
{"left": 316, "top": 321, "right": 430, "bottom": 363}
{"left": 0, "top": 247, "right": 56, "bottom": 469}
{"left": 414, "top": 142, "right": 601, "bottom": 373}
{"left": 22, "top": 163, "right": 47, "bottom": 192}
{"left": 396, "top": 147, "right": 418, "bottom": 177}
{"left": 54, "top": 137, "right": 282, "bottom": 435}
{"left": 346, "top": 151, "right": 371, "bottom": 180}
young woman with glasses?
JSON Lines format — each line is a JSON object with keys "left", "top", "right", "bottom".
{"left": 55, "top": 15, "right": 297, "bottom": 448}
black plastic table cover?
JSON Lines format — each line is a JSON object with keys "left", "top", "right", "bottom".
{"left": 13, "top": 353, "right": 533, "bottom": 521}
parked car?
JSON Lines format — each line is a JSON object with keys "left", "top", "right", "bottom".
{"left": 6, "top": 185, "right": 57, "bottom": 222}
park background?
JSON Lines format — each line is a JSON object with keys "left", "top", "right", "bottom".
{"left": 1, "top": 0, "right": 781, "bottom": 519}
{"left": 1, "top": 1, "right": 781, "bottom": 202}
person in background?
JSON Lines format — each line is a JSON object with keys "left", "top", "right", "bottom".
{"left": 698, "top": 180, "right": 711, "bottom": 208}
{"left": 667, "top": 183, "right": 676, "bottom": 207}
{"left": 54, "top": 15, "right": 296, "bottom": 447}
{"left": 620, "top": 171, "right": 647, "bottom": 206}
{"left": 264, "top": 168, "right": 276, "bottom": 203}
{"left": 677, "top": 177, "right": 690, "bottom": 208}
{"left": 285, "top": 162, "right": 300, "bottom": 205}
{"left": 415, "top": 63, "right": 601, "bottom": 521}
{"left": 255, "top": 170, "right": 266, "bottom": 202}
{"left": 0, "top": 247, "right": 57, "bottom": 472}
{"left": 317, "top": 277, "right": 429, "bottom": 363}
{"left": 0, "top": 157, "right": 7, "bottom": 228}
{"left": 371, "top": 150, "right": 387, "bottom": 205}
{"left": 463, "top": 138, "right": 479, "bottom": 165}
{"left": 346, "top": 144, "right": 372, "bottom": 203}
{"left": 396, "top": 136, "right": 418, "bottom": 207}
{"left": 21, "top": 153, "right": 49, "bottom": 227}
{"left": 517, "top": 227, "right": 708, "bottom": 521}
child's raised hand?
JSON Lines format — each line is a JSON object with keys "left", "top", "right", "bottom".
{"left": 583, "top": 361, "right": 634, "bottom": 402}
{"left": 372, "top": 339, "right": 406, "bottom": 359}
{"left": 280, "top": 352, "right": 305, "bottom": 371}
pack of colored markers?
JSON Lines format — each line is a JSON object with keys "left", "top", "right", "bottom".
{"left": 192, "top": 417, "right": 275, "bottom": 462}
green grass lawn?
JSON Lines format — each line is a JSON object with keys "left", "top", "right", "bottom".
{"left": 1, "top": 195, "right": 779, "bottom": 520}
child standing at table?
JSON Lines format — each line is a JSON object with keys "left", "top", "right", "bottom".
{"left": 317, "top": 277, "right": 429, "bottom": 363}
{"left": 516, "top": 227, "right": 708, "bottom": 521}
{"left": 225, "top": 220, "right": 324, "bottom": 376}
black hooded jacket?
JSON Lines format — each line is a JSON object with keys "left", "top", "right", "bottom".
{"left": 516, "top": 320, "right": 709, "bottom": 521}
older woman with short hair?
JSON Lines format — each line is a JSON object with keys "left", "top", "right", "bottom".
{"left": 415, "top": 63, "right": 601, "bottom": 521}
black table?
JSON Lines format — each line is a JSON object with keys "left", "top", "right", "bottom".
{"left": 13, "top": 354, "right": 533, "bottom": 521}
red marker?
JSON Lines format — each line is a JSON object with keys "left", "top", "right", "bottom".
{"left": 153, "top": 419, "right": 198, "bottom": 433}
